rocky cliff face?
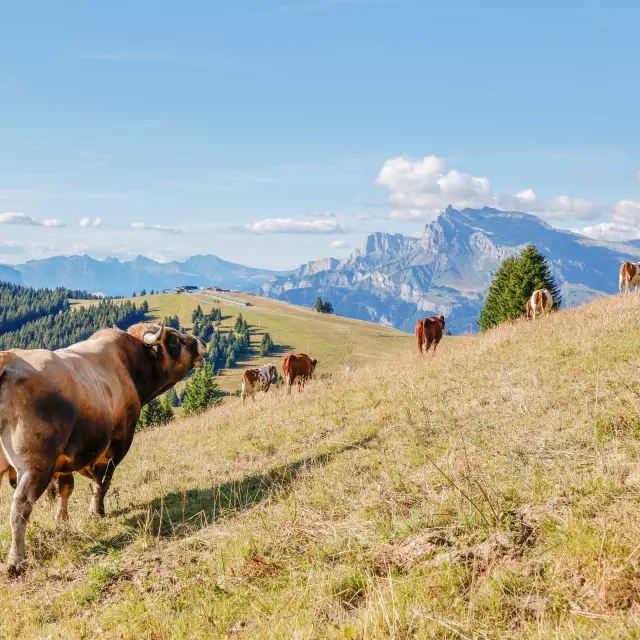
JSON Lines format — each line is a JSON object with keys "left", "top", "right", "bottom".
{"left": 259, "top": 206, "right": 640, "bottom": 334}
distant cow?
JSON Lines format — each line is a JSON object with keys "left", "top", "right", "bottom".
{"left": 0, "top": 323, "right": 206, "bottom": 576}
{"left": 619, "top": 262, "right": 640, "bottom": 294}
{"left": 282, "top": 353, "right": 317, "bottom": 393}
{"left": 241, "top": 363, "right": 276, "bottom": 403}
{"left": 417, "top": 315, "right": 445, "bottom": 355}
{"left": 529, "top": 289, "right": 553, "bottom": 320}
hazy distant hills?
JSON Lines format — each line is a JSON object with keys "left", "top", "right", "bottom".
{"left": 258, "top": 206, "right": 640, "bottom": 333}
{"left": 5, "top": 254, "right": 282, "bottom": 296}
{"left": 3, "top": 206, "right": 640, "bottom": 333}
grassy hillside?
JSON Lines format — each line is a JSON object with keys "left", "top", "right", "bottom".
{"left": 78, "top": 292, "right": 412, "bottom": 393}
{"left": 2, "top": 294, "right": 640, "bottom": 638}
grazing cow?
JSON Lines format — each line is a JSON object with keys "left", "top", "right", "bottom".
{"left": 0, "top": 323, "right": 206, "bottom": 576}
{"left": 415, "top": 319, "right": 425, "bottom": 354}
{"left": 418, "top": 315, "right": 445, "bottom": 355}
{"left": 282, "top": 353, "right": 317, "bottom": 393}
{"left": 529, "top": 289, "right": 553, "bottom": 320}
{"left": 241, "top": 363, "right": 276, "bottom": 403}
{"left": 619, "top": 262, "right": 640, "bottom": 294}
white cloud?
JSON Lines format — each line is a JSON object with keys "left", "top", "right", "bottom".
{"left": 574, "top": 222, "right": 639, "bottom": 242}
{"left": 0, "top": 240, "right": 26, "bottom": 255}
{"left": 612, "top": 199, "right": 640, "bottom": 226}
{"left": 244, "top": 218, "right": 344, "bottom": 234}
{"left": 79, "top": 217, "right": 103, "bottom": 227}
{"left": 130, "top": 222, "right": 182, "bottom": 234}
{"left": 308, "top": 210, "right": 337, "bottom": 218}
{"left": 376, "top": 155, "right": 493, "bottom": 219}
{"left": 0, "top": 212, "right": 66, "bottom": 227}
{"left": 377, "top": 155, "right": 605, "bottom": 223}
{"left": 330, "top": 240, "right": 350, "bottom": 249}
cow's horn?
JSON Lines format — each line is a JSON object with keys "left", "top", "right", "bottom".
{"left": 142, "top": 324, "right": 165, "bottom": 346}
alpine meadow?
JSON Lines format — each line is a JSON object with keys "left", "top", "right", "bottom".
{"left": 3, "top": 1, "right": 640, "bottom": 637}
{"left": 1, "top": 291, "right": 639, "bottom": 638}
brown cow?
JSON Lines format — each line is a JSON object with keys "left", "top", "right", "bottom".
{"left": 415, "top": 319, "right": 425, "bottom": 354}
{"left": 619, "top": 261, "right": 640, "bottom": 294}
{"left": 529, "top": 289, "right": 553, "bottom": 320}
{"left": 421, "top": 315, "right": 445, "bottom": 355}
{"left": 0, "top": 323, "right": 206, "bottom": 576}
{"left": 282, "top": 353, "right": 317, "bottom": 393}
{"left": 241, "top": 363, "right": 276, "bottom": 403}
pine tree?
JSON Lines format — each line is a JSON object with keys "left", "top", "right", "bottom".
{"left": 182, "top": 363, "right": 221, "bottom": 416}
{"left": 165, "top": 386, "right": 180, "bottom": 407}
{"left": 158, "top": 394, "right": 175, "bottom": 423}
{"left": 315, "top": 297, "right": 324, "bottom": 312}
{"left": 259, "top": 332, "right": 274, "bottom": 356}
{"left": 478, "top": 256, "right": 518, "bottom": 331}
{"left": 191, "top": 305, "right": 203, "bottom": 323}
{"left": 478, "top": 245, "right": 561, "bottom": 331}
{"left": 140, "top": 288, "right": 147, "bottom": 296}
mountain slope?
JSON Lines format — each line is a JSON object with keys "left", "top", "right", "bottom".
{"left": 95, "top": 291, "right": 411, "bottom": 393}
{"left": 260, "top": 206, "right": 640, "bottom": 333}
{"left": 0, "top": 264, "right": 21, "bottom": 285}
{"left": 13, "top": 254, "right": 282, "bottom": 296}
{"left": 2, "top": 293, "right": 639, "bottom": 638}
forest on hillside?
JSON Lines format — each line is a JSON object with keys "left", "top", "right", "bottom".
{"left": 0, "top": 281, "right": 148, "bottom": 350}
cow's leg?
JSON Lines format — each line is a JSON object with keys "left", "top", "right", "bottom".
{"left": 53, "top": 473, "right": 74, "bottom": 522}
{"left": 7, "top": 468, "right": 54, "bottom": 576}
{"left": 84, "top": 461, "right": 116, "bottom": 518}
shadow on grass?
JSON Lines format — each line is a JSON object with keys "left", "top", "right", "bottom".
{"left": 124, "top": 433, "right": 377, "bottom": 539}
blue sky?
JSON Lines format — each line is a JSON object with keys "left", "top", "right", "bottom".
{"left": 1, "top": 0, "right": 640, "bottom": 269}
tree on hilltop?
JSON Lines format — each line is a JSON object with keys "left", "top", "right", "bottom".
{"left": 478, "top": 244, "right": 561, "bottom": 331}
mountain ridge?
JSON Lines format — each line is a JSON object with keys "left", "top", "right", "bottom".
{"left": 259, "top": 206, "right": 640, "bottom": 333}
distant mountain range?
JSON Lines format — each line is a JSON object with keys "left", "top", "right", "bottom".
{"left": 3, "top": 206, "right": 639, "bottom": 334}
{"left": 258, "top": 206, "right": 640, "bottom": 333}
{"left": 2, "top": 254, "right": 282, "bottom": 296}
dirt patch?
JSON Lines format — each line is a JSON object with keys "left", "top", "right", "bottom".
{"left": 375, "top": 529, "right": 453, "bottom": 573}
{"left": 239, "top": 555, "right": 280, "bottom": 579}
{"left": 605, "top": 569, "right": 640, "bottom": 610}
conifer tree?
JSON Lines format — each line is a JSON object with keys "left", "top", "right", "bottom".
{"left": 165, "top": 386, "right": 180, "bottom": 407}
{"left": 478, "top": 245, "right": 561, "bottom": 331}
{"left": 137, "top": 396, "right": 174, "bottom": 430}
{"left": 182, "top": 363, "right": 221, "bottom": 416}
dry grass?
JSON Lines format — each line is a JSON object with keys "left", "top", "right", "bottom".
{"left": 2, "top": 293, "right": 640, "bottom": 638}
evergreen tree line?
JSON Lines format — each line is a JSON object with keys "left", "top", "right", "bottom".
{"left": 478, "top": 244, "right": 562, "bottom": 331}
{"left": 65, "top": 289, "right": 109, "bottom": 301}
{"left": 0, "top": 282, "right": 69, "bottom": 335}
{"left": 191, "top": 305, "right": 223, "bottom": 343}
{"left": 206, "top": 313, "right": 251, "bottom": 369}
{"left": 0, "top": 299, "right": 149, "bottom": 350}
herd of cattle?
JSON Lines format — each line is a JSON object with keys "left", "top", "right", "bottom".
{"left": 0, "top": 267, "right": 638, "bottom": 577}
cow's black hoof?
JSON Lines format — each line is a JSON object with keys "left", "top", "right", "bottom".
{"left": 7, "top": 561, "right": 26, "bottom": 578}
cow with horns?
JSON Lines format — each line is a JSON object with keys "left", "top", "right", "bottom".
{"left": 0, "top": 323, "right": 206, "bottom": 576}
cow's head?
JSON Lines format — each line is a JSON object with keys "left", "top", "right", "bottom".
{"left": 127, "top": 323, "right": 207, "bottom": 396}
{"left": 310, "top": 358, "right": 318, "bottom": 375}
{"left": 267, "top": 363, "right": 276, "bottom": 380}
{"left": 438, "top": 315, "right": 445, "bottom": 329}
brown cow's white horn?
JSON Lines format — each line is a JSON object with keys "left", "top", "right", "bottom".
{"left": 142, "top": 324, "right": 164, "bottom": 346}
